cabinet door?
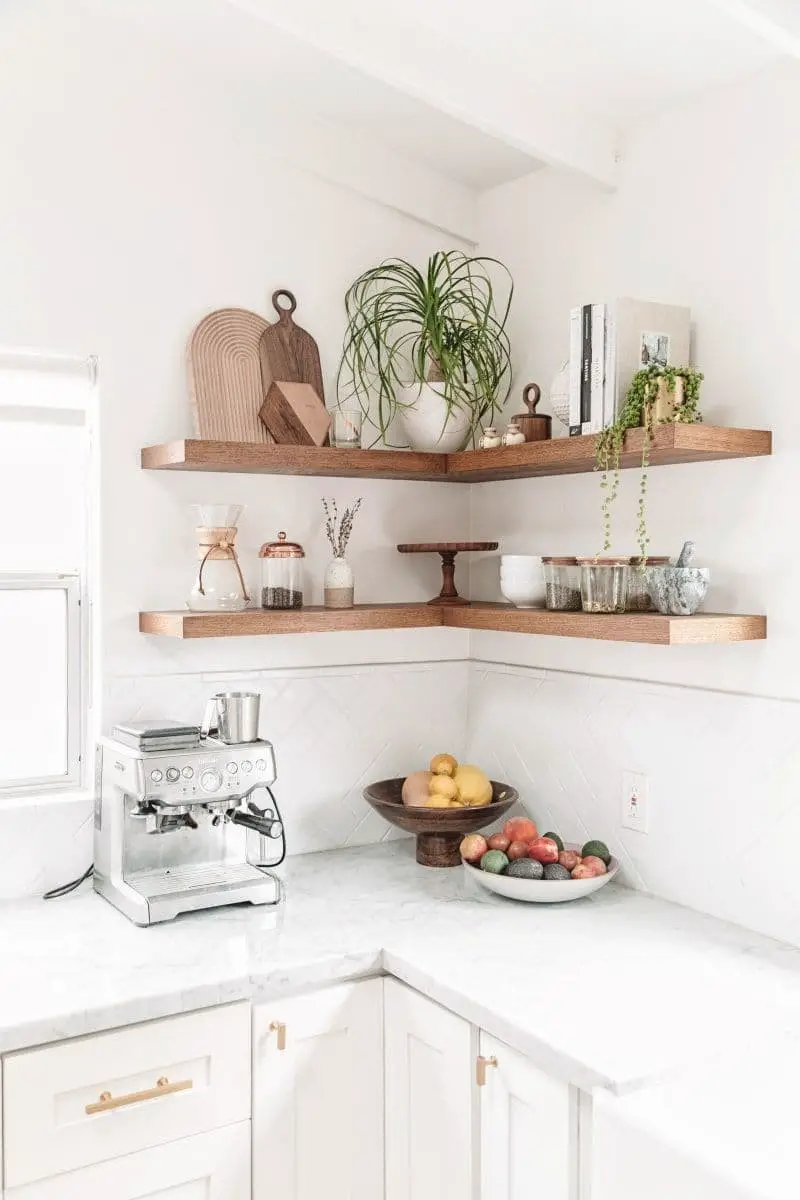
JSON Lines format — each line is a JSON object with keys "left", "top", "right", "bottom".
{"left": 253, "top": 978, "right": 384, "bottom": 1200}
{"left": 5, "top": 1122, "right": 250, "bottom": 1200}
{"left": 479, "top": 1032, "right": 574, "bottom": 1200}
{"left": 384, "top": 978, "right": 475, "bottom": 1200}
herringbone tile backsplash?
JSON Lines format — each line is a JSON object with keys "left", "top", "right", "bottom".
{"left": 467, "top": 662, "right": 800, "bottom": 948}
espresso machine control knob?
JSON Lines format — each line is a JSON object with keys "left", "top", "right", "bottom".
{"left": 165, "top": 767, "right": 180, "bottom": 782}
{"left": 200, "top": 767, "right": 223, "bottom": 794}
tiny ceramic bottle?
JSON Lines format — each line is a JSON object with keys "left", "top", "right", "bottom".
{"left": 502, "top": 419, "right": 526, "bottom": 446}
{"left": 324, "top": 555, "right": 355, "bottom": 609}
{"left": 479, "top": 426, "right": 502, "bottom": 449}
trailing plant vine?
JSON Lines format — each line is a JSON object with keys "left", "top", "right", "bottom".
{"left": 596, "top": 364, "right": 704, "bottom": 558}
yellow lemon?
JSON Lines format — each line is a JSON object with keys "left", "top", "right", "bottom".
{"left": 430, "top": 753, "right": 458, "bottom": 777}
{"left": 425, "top": 795, "right": 453, "bottom": 808}
{"left": 453, "top": 765, "right": 493, "bottom": 807}
{"left": 428, "top": 775, "right": 459, "bottom": 801}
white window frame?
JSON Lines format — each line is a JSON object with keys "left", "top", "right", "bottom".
{"left": 0, "top": 350, "right": 96, "bottom": 799}
{"left": 0, "top": 572, "right": 83, "bottom": 795}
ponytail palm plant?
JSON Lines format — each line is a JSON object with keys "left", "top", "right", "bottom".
{"left": 337, "top": 251, "right": 513, "bottom": 448}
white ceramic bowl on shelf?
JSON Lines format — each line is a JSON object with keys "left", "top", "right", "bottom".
{"left": 500, "top": 555, "right": 545, "bottom": 608}
{"left": 463, "top": 846, "right": 619, "bottom": 904}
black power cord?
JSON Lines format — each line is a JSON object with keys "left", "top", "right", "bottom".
{"left": 43, "top": 865, "right": 94, "bottom": 900}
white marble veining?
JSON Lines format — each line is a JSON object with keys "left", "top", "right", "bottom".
{"left": 3, "top": 840, "right": 800, "bottom": 1099}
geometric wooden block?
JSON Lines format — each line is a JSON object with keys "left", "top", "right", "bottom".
{"left": 259, "top": 381, "right": 331, "bottom": 446}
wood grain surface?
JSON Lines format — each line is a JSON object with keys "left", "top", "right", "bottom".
{"left": 187, "top": 308, "right": 269, "bottom": 442}
{"left": 258, "top": 289, "right": 325, "bottom": 403}
{"left": 259, "top": 381, "right": 331, "bottom": 446}
{"left": 141, "top": 440, "right": 448, "bottom": 480}
{"left": 142, "top": 425, "right": 772, "bottom": 482}
{"left": 139, "top": 602, "right": 766, "bottom": 643}
{"left": 396, "top": 542, "right": 499, "bottom": 553}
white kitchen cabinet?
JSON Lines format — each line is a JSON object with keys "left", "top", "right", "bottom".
{"left": 252, "top": 978, "right": 384, "bottom": 1200}
{"left": 479, "top": 1032, "right": 575, "bottom": 1200}
{"left": 5, "top": 1121, "right": 250, "bottom": 1200}
{"left": 384, "top": 978, "right": 476, "bottom": 1200}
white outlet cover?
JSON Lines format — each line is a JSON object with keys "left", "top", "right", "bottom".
{"left": 622, "top": 770, "right": 649, "bottom": 833}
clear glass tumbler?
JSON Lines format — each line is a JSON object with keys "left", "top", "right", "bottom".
{"left": 577, "top": 557, "right": 630, "bottom": 614}
{"left": 331, "top": 409, "right": 362, "bottom": 449}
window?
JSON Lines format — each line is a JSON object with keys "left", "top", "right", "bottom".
{"left": 0, "top": 354, "right": 95, "bottom": 795}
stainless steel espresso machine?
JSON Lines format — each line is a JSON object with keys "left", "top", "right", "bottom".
{"left": 94, "top": 693, "right": 286, "bottom": 925}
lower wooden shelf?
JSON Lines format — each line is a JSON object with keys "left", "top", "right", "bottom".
{"left": 139, "top": 602, "right": 766, "bottom": 644}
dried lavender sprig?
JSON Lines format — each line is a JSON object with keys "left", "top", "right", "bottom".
{"left": 321, "top": 496, "right": 362, "bottom": 558}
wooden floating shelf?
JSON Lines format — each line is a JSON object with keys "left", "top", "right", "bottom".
{"left": 141, "top": 425, "right": 771, "bottom": 484}
{"left": 140, "top": 602, "right": 766, "bottom": 644}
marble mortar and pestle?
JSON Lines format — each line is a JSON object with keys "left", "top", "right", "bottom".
{"left": 644, "top": 540, "right": 710, "bottom": 616}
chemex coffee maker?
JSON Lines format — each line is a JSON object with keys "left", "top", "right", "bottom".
{"left": 94, "top": 692, "right": 286, "bottom": 925}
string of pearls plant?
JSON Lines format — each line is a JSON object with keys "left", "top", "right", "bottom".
{"left": 596, "top": 364, "right": 704, "bottom": 559}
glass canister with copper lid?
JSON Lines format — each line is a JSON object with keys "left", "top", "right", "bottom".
{"left": 259, "top": 532, "right": 305, "bottom": 609}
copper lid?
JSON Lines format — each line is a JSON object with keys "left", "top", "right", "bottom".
{"left": 576, "top": 555, "right": 631, "bottom": 565}
{"left": 258, "top": 531, "right": 305, "bottom": 558}
{"left": 542, "top": 556, "right": 578, "bottom": 565}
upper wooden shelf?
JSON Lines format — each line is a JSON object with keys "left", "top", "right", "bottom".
{"left": 141, "top": 425, "right": 771, "bottom": 484}
{"left": 140, "top": 602, "right": 766, "bottom": 644}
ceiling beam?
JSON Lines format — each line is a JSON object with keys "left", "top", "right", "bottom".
{"left": 704, "top": 0, "right": 800, "bottom": 55}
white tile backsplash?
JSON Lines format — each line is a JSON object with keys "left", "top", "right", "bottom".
{"left": 466, "top": 661, "right": 800, "bottom": 948}
{"left": 0, "top": 662, "right": 467, "bottom": 899}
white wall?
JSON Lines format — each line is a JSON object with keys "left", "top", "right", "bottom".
{"left": 470, "top": 60, "right": 800, "bottom": 946}
{"left": 0, "top": 0, "right": 472, "bottom": 891}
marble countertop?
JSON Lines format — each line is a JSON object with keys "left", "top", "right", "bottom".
{"left": 4, "top": 840, "right": 800, "bottom": 1096}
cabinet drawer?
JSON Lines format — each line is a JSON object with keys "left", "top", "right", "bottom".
{"left": 5, "top": 1121, "right": 251, "bottom": 1200}
{"left": 3, "top": 1002, "right": 250, "bottom": 1188}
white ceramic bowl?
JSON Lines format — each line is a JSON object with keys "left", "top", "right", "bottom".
{"left": 500, "top": 579, "right": 546, "bottom": 608}
{"left": 463, "top": 846, "right": 619, "bottom": 904}
{"left": 500, "top": 555, "right": 542, "bottom": 571}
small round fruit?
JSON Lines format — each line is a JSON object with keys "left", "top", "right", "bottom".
{"left": 581, "top": 855, "right": 608, "bottom": 876}
{"left": 449, "top": 798, "right": 468, "bottom": 807}
{"left": 572, "top": 863, "right": 597, "bottom": 879}
{"left": 581, "top": 839, "right": 611, "bottom": 865}
{"left": 506, "top": 858, "right": 544, "bottom": 880}
{"left": 507, "top": 840, "right": 530, "bottom": 860}
{"left": 460, "top": 834, "right": 488, "bottom": 864}
{"left": 480, "top": 850, "right": 509, "bottom": 874}
{"left": 402, "top": 771, "right": 433, "bottom": 807}
{"left": 528, "top": 837, "right": 560, "bottom": 864}
{"left": 425, "top": 795, "right": 452, "bottom": 808}
{"left": 488, "top": 833, "right": 511, "bottom": 852}
{"left": 504, "top": 817, "right": 538, "bottom": 842}
{"left": 543, "top": 863, "right": 571, "bottom": 881}
{"left": 430, "top": 753, "right": 458, "bottom": 777}
{"left": 453, "top": 765, "right": 493, "bottom": 807}
{"left": 543, "top": 832, "right": 564, "bottom": 852}
{"left": 429, "top": 775, "right": 458, "bottom": 801}
{"left": 558, "top": 849, "right": 581, "bottom": 872}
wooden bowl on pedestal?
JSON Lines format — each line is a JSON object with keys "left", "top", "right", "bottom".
{"left": 363, "top": 778, "right": 517, "bottom": 867}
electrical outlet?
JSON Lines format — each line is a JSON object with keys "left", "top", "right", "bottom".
{"left": 621, "top": 770, "right": 649, "bottom": 832}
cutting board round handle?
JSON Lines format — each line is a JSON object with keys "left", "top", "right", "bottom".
{"left": 272, "top": 289, "right": 298, "bottom": 318}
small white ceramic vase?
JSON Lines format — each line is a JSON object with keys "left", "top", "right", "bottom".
{"left": 324, "top": 556, "right": 355, "bottom": 609}
{"left": 396, "top": 382, "right": 472, "bottom": 453}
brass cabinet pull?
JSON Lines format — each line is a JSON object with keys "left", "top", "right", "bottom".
{"left": 476, "top": 1055, "right": 498, "bottom": 1087}
{"left": 85, "top": 1075, "right": 193, "bottom": 1115}
{"left": 269, "top": 1020, "right": 287, "bottom": 1050}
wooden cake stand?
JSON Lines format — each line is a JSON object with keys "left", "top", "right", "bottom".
{"left": 397, "top": 541, "right": 499, "bottom": 605}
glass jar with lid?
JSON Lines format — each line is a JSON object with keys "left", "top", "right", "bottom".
{"left": 259, "top": 532, "right": 305, "bottom": 609}
{"left": 627, "top": 556, "right": 671, "bottom": 611}
{"left": 577, "top": 556, "right": 630, "bottom": 614}
{"left": 541, "top": 557, "right": 581, "bottom": 610}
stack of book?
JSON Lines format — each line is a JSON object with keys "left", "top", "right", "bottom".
{"left": 568, "top": 298, "right": 691, "bottom": 436}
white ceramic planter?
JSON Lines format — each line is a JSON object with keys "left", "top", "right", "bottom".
{"left": 324, "top": 556, "right": 355, "bottom": 609}
{"left": 396, "top": 382, "right": 472, "bottom": 453}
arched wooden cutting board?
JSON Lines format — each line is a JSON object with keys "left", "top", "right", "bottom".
{"left": 188, "top": 307, "right": 270, "bottom": 442}
{"left": 258, "top": 290, "right": 325, "bottom": 403}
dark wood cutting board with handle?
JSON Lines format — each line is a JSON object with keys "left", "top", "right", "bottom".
{"left": 258, "top": 289, "right": 325, "bottom": 403}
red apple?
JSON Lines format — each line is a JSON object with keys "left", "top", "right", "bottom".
{"left": 507, "top": 840, "right": 530, "bottom": 860}
{"left": 558, "top": 849, "right": 581, "bottom": 872}
{"left": 459, "top": 834, "right": 488, "bottom": 864}
{"left": 581, "top": 855, "right": 608, "bottom": 876}
{"left": 528, "top": 837, "right": 560, "bottom": 865}
{"left": 488, "top": 833, "right": 511, "bottom": 852}
{"left": 503, "top": 817, "right": 538, "bottom": 843}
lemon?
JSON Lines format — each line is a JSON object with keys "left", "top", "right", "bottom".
{"left": 428, "top": 775, "right": 458, "bottom": 801}
{"left": 453, "top": 765, "right": 492, "bottom": 807}
{"left": 430, "top": 753, "right": 458, "bottom": 777}
{"left": 425, "top": 795, "right": 453, "bottom": 808}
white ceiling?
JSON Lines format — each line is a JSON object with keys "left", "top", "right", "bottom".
{"left": 90, "top": 0, "right": 789, "bottom": 193}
